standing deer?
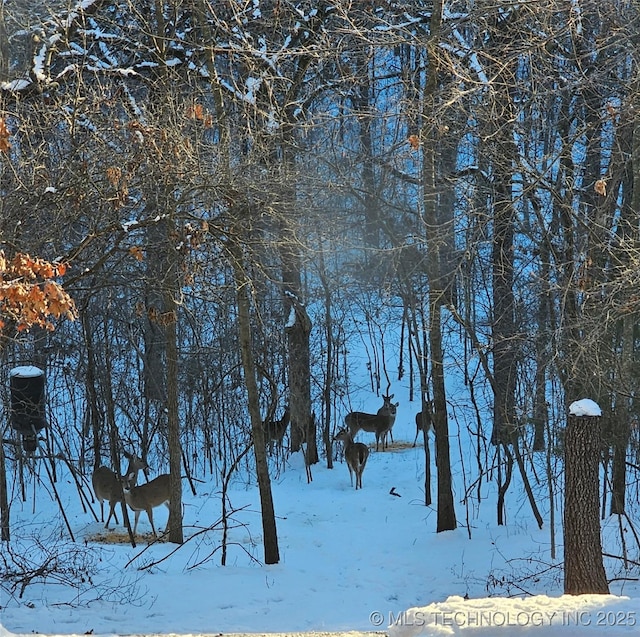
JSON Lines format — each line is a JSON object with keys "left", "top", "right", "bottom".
{"left": 92, "top": 451, "right": 148, "bottom": 529}
{"left": 346, "top": 393, "right": 399, "bottom": 451}
{"left": 124, "top": 473, "right": 171, "bottom": 537}
{"left": 413, "top": 402, "right": 433, "bottom": 447}
{"left": 379, "top": 394, "right": 399, "bottom": 447}
{"left": 263, "top": 405, "right": 290, "bottom": 453}
{"left": 334, "top": 428, "right": 369, "bottom": 489}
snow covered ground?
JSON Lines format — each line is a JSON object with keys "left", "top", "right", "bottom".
{"left": 2, "top": 402, "right": 640, "bottom": 637}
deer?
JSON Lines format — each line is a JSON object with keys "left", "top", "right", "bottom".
{"left": 379, "top": 394, "right": 398, "bottom": 447}
{"left": 334, "top": 428, "right": 369, "bottom": 489}
{"left": 123, "top": 473, "right": 171, "bottom": 537}
{"left": 92, "top": 451, "right": 148, "bottom": 529}
{"left": 263, "top": 405, "right": 290, "bottom": 453}
{"left": 413, "top": 401, "right": 434, "bottom": 447}
{"left": 345, "top": 393, "right": 399, "bottom": 451}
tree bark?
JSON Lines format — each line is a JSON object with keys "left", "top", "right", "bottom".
{"left": 486, "top": 12, "right": 518, "bottom": 447}
{"left": 424, "top": 0, "right": 456, "bottom": 533}
{"left": 164, "top": 228, "right": 184, "bottom": 544}
{"left": 0, "top": 424, "right": 9, "bottom": 541}
{"left": 231, "top": 241, "right": 280, "bottom": 564}
{"left": 564, "top": 413, "right": 609, "bottom": 594}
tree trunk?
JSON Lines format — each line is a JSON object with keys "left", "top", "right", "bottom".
{"left": 533, "top": 251, "right": 551, "bottom": 452}
{"left": 564, "top": 413, "right": 609, "bottom": 594}
{"left": 82, "top": 311, "right": 102, "bottom": 468}
{"left": 144, "top": 218, "right": 168, "bottom": 406}
{"left": 163, "top": 227, "right": 183, "bottom": 544}
{"left": 609, "top": 97, "right": 640, "bottom": 514}
{"left": 0, "top": 425, "right": 9, "bottom": 541}
{"left": 231, "top": 242, "right": 280, "bottom": 564}
{"left": 487, "top": 13, "right": 518, "bottom": 447}
{"left": 283, "top": 249, "right": 315, "bottom": 464}
{"left": 430, "top": 301, "right": 456, "bottom": 532}
{"left": 423, "top": 0, "right": 456, "bottom": 533}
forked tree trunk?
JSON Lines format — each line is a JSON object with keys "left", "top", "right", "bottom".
{"left": 564, "top": 413, "right": 609, "bottom": 594}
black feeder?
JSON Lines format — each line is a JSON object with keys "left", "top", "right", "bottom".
{"left": 10, "top": 366, "right": 47, "bottom": 453}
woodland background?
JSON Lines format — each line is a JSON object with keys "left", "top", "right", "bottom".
{"left": 1, "top": 0, "right": 640, "bottom": 571}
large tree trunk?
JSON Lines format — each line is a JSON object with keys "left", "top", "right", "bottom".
{"left": 564, "top": 412, "right": 609, "bottom": 594}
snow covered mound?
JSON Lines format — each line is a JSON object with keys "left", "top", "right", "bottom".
{"left": 569, "top": 399, "right": 602, "bottom": 417}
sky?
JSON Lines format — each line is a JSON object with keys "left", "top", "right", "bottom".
{"left": 2, "top": 398, "right": 640, "bottom": 637}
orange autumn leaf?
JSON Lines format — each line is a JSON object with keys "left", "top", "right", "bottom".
{"left": 0, "top": 249, "right": 76, "bottom": 333}
{"left": 106, "top": 166, "right": 122, "bottom": 187}
{"left": 187, "top": 104, "right": 205, "bottom": 120}
{"left": 129, "top": 246, "right": 144, "bottom": 261}
{"left": 594, "top": 179, "right": 607, "bottom": 196}
{"left": 0, "top": 117, "right": 11, "bottom": 153}
{"left": 408, "top": 134, "right": 420, "bottom": 150}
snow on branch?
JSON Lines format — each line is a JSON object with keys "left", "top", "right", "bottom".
{"left": 1, "top": 0, "right": 106, "bottom": 96}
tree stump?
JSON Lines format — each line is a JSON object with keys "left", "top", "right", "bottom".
{"left": 563, "top": 413, "right": 609, "bottom": 594}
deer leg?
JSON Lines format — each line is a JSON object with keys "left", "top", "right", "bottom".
{"left": 147, "top": 508, "right": 157, "bottom": 537}
{"left": 161, "top": 502, "right": 170, "bottom": 533}
{"left": 132, "top": 510, "right": 141, "bottom": 536}
{"left": 105, "top": 500, "right": 119, "bottom": 528}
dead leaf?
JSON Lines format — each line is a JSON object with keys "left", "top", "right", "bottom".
{"left": 129, "top": 246, "right": 144, "bottom": 261}
{"left": 0, "top": 118, "right": 11, "bottom": 153}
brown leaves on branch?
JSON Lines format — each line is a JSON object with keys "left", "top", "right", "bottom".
{"left": 0, "top": 251, "right": 77, "bottom": 333}
{"left": 186, "top": 103, "right": 213, "bottom": 128}
{"left": 129, "top": 246, "right": 145, "bottom": 262}
{"left": 0, "top": 118, "right": 11, "bottom": 153}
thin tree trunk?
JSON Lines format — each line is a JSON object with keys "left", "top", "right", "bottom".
{"left": 533, "top": 251, "right": 550, "bottom": 452}
{"left": 231, "top": 241, "right": 280, "bottom": 564}
{"left": 82, "top": 311, "right": 102, "bottom": 469}
{"left": 423, "top": 0, "right": 456, "bottom": 533}
{"left": 487, "top": 13, "right": 518, "bottom": 447}
{"left": 0, "top": 424, "right": 9, "bottom": 541}
{"left": 163, "top": 229, "right": 183, "bottom": 544}
{"left": 318, "top": 249, "right": 334, "bottom": 470}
